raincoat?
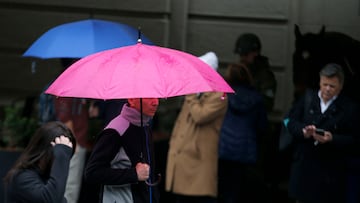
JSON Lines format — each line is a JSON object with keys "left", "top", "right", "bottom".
{"left": 165, "top": 92, "right": 227, "bottom": 197}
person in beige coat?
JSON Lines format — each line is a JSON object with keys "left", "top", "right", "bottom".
{"left": 165, "top": 52, "right": 227, "bottom": 203}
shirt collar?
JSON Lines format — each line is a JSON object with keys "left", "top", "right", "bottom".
{"left": 318, "top": 90, "right": 337, "bottom": 113}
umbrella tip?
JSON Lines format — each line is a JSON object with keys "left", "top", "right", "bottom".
{"left": 137, "top": 26, "right": 142, "bottom": 44}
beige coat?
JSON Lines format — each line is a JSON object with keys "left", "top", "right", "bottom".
{"left": 165, "top": 92, "right": 227, "bottom": 197}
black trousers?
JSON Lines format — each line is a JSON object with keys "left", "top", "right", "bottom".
{"left": 174, "top": 194, "right": 216, "bottom": 203}
{"left": 218, "top": 159, "right": 267, "bottom": 203}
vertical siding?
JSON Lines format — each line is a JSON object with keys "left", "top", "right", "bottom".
{"left": 0, "top": 0, "right": 170, "bottom": 105}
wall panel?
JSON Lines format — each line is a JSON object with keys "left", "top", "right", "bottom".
{"left": 94, "top": 15, "right": 169, "bottom": 46}
{"left": 0, "top": 9, "right": 89, "bottom": 51}
{"left": 189, "top": 0, "right": 290, "bottom": 20}
{"left": 186, "top": 20, "right": 288, "bottom": 67}
{"left": 0, "top": 54, "right": 63, "bottom": 103}
{"left": 0, "top": 0, "right": 170, "bottom": 13}
{"left": 0, "top": 10, "right": 168, "bottom": 51}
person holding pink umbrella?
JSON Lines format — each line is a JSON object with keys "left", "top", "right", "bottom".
{"left": 85, "top": 97, "right": 160, "bottom": 203}
{"left": 44, "top": 41, "right": 234, "bottom": 203}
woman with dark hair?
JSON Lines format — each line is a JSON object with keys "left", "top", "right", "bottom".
{"left": 4, "top": 121, "right": 75, "bottom": 203}
{"left": 218, "top": 63, "right": 268, "bottom": 203}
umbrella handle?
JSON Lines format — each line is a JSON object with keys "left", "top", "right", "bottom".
{"left": 145, "top": 173, "right": 161, "bottom": 186}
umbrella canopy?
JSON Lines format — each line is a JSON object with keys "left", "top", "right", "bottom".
{"left": 45, "top": 43, "right": 234, "bottom": 99}
{"left": 23, "top": 19, "right": 153, "bottom": 59}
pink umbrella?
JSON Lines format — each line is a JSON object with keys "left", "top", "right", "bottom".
{"left": 45, "top": 42, "right": 234, "bottom": 99}
{"left": 45, "top": 42, "right": 233, "bottom": 191}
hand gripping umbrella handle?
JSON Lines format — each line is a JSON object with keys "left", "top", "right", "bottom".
{"left": 145, "top": 173, "right": 161, "bottom": 186}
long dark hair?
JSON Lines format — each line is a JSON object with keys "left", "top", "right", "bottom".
{"left": 4, "top": 121, "right": 75, "bottom": 183}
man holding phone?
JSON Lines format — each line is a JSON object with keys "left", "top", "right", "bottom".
{"left": 315, "top": 128, "right": 324, "bottom": 135}
{"left": 286, "top": 63, "right": 360, "bottom": 203}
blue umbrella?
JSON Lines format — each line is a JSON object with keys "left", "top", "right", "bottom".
{"left": 23, "top": 19, "right": 153, "bottom": 59}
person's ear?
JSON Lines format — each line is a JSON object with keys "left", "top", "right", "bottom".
{"left": 127, "top": 98, "right": 139, "bottom": 108}
{"left": 127, "top": 98, "right": 134, "bottom": 107}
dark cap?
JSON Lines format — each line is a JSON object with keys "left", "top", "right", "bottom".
{"left": 234, "top": 33, "right": 262, "bottom": 54}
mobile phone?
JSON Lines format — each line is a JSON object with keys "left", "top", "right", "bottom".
{"left": 315, "top": 128, "right": 325, "bottom": 136}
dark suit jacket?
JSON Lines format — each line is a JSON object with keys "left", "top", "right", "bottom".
{"left": 287, "top": 89, "right": 360, "bottom": 203}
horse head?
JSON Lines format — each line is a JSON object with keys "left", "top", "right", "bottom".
{"left": 293, "top": 25, "right": 326, "bottom": 99}
{"left": 293, "top": 24, "right": 360, "bottom": 102}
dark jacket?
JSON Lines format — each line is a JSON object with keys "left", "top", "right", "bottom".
{"left": 85, "top": 105, "right": 159, "bottom": 203}
{"left": 248, "top": 55, "right": 277, "bottom": 112}
{"left": 5, "top": 145, "right": 72, "bottom": 203}
{"left": 218, "top": 85, "right": 267, "bottom": 163}
{"left": 287, "top": 89, "right": 360, "bottom": 203}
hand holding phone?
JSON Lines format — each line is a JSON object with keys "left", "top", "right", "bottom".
{"left": 314, "top": 128, "right": 325, "bottom": 145}
{"left": 315, "top": 128, "right": 325, "bottom": 136}
{"left": 314, "top": 128, "right": 332, "bottom": 146}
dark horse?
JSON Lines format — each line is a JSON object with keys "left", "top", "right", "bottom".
{"left": 293, "top": 24, "right": 360, "bottom": 103}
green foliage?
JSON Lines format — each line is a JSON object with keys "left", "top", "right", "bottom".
{"left": 0, "top": 105, "right": 38, "bottom": 149}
